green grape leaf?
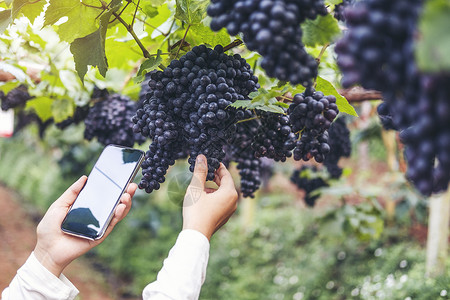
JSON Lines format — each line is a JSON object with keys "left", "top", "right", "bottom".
{"left": 275, "top": 101, "right": 289, "bottom": 109}
{"left": 257, "top": 104, "right": 286, "bottom": 114}
{"left": 230, "top": 100, "right": 254, "bottom": 109}
{"left": 142, "top": 4, "right": 159, "bottom": 18}
{"left": 25, "top": 96, "right": 53, "bottom": 121}
{"left": 189, "top": 23, "right": 231, "bottom": 47}
{"left": 134, "top": 50, "right": 163, "bottom": 83}
{"left": 325, "top": 0, "right": 343, "bottom": 5}
{"left": 142, "top": 0, "right": 167, "bottom": 6}
{"left": 12, "top": 0, "right": 45, "bottom": 23}
{"left": 70, "top": 7, "right": 114, "bottom": 82}
{"left": 4, "top": 0, "right": 13, "bottom": 7}
{"left": 0, "top": 9, "right": 12, "bottom": 34}
{"left": 315, "top": 76, "right": 358, "bottom": 117}
{"left": 0, "top": 81, "right": 21, "bottom": 94}
{"left": 231, "top": 87, "right": 289, "bottom": 114}
{"left": 175, "top": 0, "right": 209, "bottom": 25}
{"left": 44, "top": 0, "right": 100, "bottom": 43}
{"left": 302, "top": 14, "right": 341, "bottom": 47}
{"left": 416, "top": 0, "right": 450, "bottom": 72}
{"left": 51, "top": 98, "right": 74, "bottom": 123}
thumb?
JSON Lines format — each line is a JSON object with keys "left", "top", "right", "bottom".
{"left": 190, "top": 154, "right": 207, "bottom": 189}
{"left": 56, "top": 175, "right": 87, "bottom": 207}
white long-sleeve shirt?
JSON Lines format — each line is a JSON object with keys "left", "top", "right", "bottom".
{"left": 2, "top": 229, "right": 210, "bottom": 300}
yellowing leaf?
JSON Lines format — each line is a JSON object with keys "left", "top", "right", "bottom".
{"left": 0, "top": 9, "right": 12, "bottom": 34}
{"left": 44, "top": 0, "right": 100, "bottom": 43}
{"left": 13, "top": 0, "right": 45, "bottom": 24}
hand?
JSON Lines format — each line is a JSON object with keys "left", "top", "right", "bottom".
{"left": 33, "top": 176, "right": 137, "bottom": 277}
{"left": 182, "top": 155, "right": 238, "bottom": 240}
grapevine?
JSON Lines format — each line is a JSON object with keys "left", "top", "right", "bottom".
{"left": 132, "top": 44, "right": 260, "bottom": 192}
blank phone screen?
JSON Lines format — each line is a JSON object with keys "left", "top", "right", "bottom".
{"left": 61, "top": 146, "right": 143, "bottom": 239}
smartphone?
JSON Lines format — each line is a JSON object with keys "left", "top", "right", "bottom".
{"left": 61, "top": 144, "right": 144, "bottom": 240}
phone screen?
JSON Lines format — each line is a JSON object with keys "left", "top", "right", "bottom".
{"left": 61, "top": 145, "right": 144, "bottom": 240}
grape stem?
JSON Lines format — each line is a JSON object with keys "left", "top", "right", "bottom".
{"left": 277, "top": 95, "right": 293, "bottom": 102}
{"left": 223, "top": 39, "right": 243, "bottom": 52}
{"left": 135, "top": 16, "right": 168, "bottom": 36}
{"left": 236, "top": 116, "right": 258, "bottom": 124}
{"left": 315, "top": 43, "right": 330, "bottom": 65}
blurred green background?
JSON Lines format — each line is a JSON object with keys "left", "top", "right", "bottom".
{"left": 0, "top": 115, "right": 448, "bottom": 300}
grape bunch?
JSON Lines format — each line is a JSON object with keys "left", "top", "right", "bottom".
{"left": 1, "top": 85, "right": 32, "bottom": 111}
{"left": 288, "top": 88, "right": 339, "bottom": 163}
{"left": 252, "top": 111, "right": 296, "bottom": 162}
{"left": 207, "top": 0, "right": 327, "bottom": 85}
{"left": 335, "top": 0, "right": 449, "bottom": 195}
{"left": 55, "top": 105, "right": 90, "bottom": 130}
{"left": 230, "top": 110, "right": 262, "bottom": 198}
{"left": 291, "top": 165, "right": 328, "bottom": 207}
{"left": 376, "top": 102, "right": 397, "bottom": 131}
{"left": 132, "top": 45, "right": 259, "bottom": 192}
{"left": 333, "top": 0, "right": 354, "bottom": 22}
{"left": 399, "top": 75, "right": 450, "bottom": 195}
{"left": 324, "top": 116, "right": 351, "bottom": 179}
{"left": 335, "top": 0, "right": 422, "bottom": 92}
{"left": 13, "top": 110, "right": 53, "bottom": 138}
{"left": 84, "top": 91, "right": 145, "bottom": 147}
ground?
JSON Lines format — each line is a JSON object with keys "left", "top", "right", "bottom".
{"left": 0, "top": 184, "right": 119, "bottom": 300}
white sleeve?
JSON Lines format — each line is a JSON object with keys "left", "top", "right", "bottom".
{"left": 1, "top": 252, "right": 79, "bottom": 300}
{"left": 143, "top": 229, "right": 210, "bottom": 300}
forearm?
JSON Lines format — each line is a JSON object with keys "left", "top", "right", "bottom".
{"left": 142, "top": 229, "right": 210, "bottom": 300}
{"left": 1, "top": 252, "right": 79, "bottom": 300}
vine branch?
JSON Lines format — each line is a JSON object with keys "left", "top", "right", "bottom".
{"left": 175, "top": 25, "right": 191, "bottom": 58}
{"left": 131, "top": 0, "right": 140, "bottom": 28}
{"left": 110, "top": 11, "right": 151, "bottom": 58}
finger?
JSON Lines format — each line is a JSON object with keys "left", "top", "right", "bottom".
{"left": 55, "top": 176, "right": 87, "bottom": 207}
{"left": 215, "top": 163, "right": 235, "bottom": 190}
{"left": 190, "top": 155, "right": 207, "bottom": 189}
{"left": 116, "top": 192, "right": 132, "bottom": 222}
{"left": 101, "top": 193, "right": 132, "bottom": 240}
{"left": 126, "top": 183, "right": 138, "bottom": 198}
{"left": 213, "top": 167, "right": 222, "bottom": 186}
{"left": 205, "top": 188, "right": 217, "bottom": 194}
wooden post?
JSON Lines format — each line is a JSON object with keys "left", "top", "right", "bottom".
{"left": 425, "top": 190, "right": 450, "bottom": 277}
{"left": 381, "top": 130, "right": 398, "bottom": 222}
{"left": 241, "top": 195, "right": 257, "bottom": 229}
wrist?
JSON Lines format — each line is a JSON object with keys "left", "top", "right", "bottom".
{"left": 33, "top": 246, "right": 66, "bottom": 277}
{"left": 182, "top": 224, "right": 212, "bottom": 241}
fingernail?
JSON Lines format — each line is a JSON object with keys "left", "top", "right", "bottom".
{"left": 196, "top": 155, "right": 205, "bottom": 164}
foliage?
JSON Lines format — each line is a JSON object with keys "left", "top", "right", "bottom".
{"left": 0, "top": 0, "right": 356, "bottom": 123}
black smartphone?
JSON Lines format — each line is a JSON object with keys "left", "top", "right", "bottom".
{"left": 61, "top": 144, "right": 144, "bottom": 240}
